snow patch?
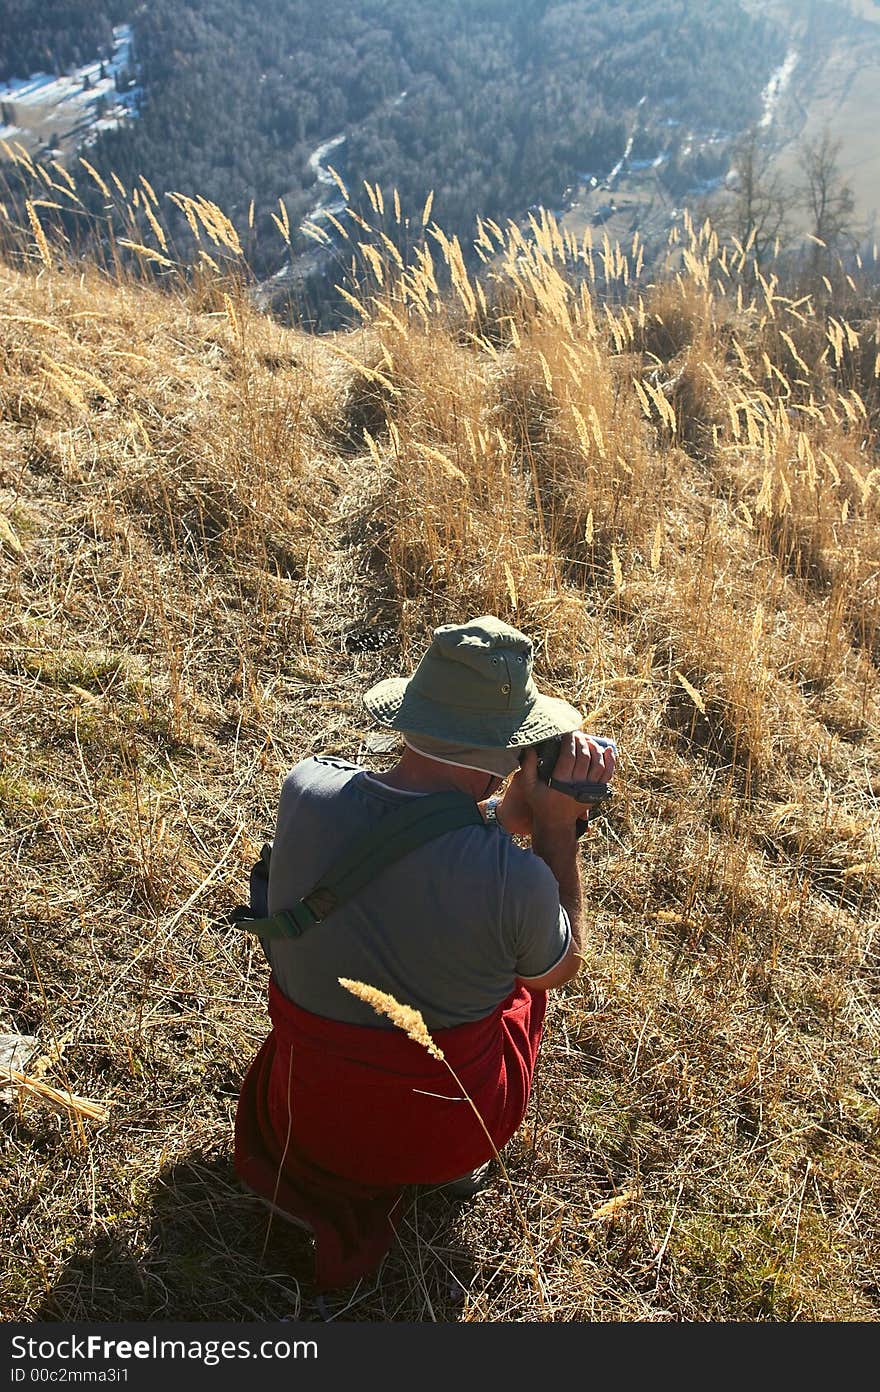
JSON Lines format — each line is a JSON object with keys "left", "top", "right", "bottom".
{"left": 760, "top": 49, "right": 799, "bottom": 130}
{"left": 307, "top": 132, "right": 346, "bottom": 185}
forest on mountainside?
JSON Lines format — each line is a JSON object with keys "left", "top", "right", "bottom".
{"left": 0, "top": 2, "right": 132, "bottom": 82}
{"left": 70, "top": 0, "right": 785, "bottom": 277}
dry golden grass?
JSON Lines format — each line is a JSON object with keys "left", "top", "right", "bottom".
{"left": 1, "top": 170, "right": 879, "bottom": 1321}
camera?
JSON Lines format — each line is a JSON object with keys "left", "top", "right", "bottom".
{"left": 521, "top": 734, "right": 616, "bottom": 834}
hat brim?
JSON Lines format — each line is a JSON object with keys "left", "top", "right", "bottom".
{"left": 363, "top": 677, "right": 582, "bottom": 748}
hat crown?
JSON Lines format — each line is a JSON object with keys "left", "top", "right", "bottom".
{"left": 361, "top": 613, "right": 582, "bottom": 748}
{"left": 410, "top": 616, "right": 537, "bottom": 715}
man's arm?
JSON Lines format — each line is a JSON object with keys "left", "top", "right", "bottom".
{"left": 505, "top": 734, "right": 614, "bottom": 989}
{"left": 517, "top": 822, "right": 582, "bottom": 988}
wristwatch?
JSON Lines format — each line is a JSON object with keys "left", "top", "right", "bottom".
{"left": 484, "top": 796, "right": 509, "bottom": 832}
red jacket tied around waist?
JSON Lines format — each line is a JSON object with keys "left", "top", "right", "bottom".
{"left": 234, "top": 977, "right": 546, "bottom": 1290}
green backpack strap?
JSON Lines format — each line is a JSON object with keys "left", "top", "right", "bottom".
{"left": 238, "top": 790, "right": 486, "bottom": 940}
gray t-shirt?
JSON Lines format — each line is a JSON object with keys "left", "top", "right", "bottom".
{"left": 264, "top": 756, "right": 571, "bottom": 1029}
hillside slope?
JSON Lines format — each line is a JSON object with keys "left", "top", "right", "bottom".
{"left": 1, "top": 217, "right": 879, "bottom": 1321}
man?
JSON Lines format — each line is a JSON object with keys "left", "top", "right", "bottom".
{"left": 234, "top": 616, "right": 615, "bottom": 1290}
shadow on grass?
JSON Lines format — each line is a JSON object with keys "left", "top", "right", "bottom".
{"left": 34, "top": 1152, "right": 476, "bottom": 1322}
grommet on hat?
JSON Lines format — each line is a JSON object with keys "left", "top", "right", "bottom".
{"left": 363, "top": 615, "right": 582, "bottom": 749}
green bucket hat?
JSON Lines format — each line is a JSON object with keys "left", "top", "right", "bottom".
{"left": 363, "top": 615, "right": 582, "bottom": 749}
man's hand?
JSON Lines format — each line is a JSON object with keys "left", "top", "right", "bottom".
{"left": 499, "top": 732, "right": 616, "bottom": 837}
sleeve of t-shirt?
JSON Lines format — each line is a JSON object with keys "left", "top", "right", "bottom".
{"left": 503, "top": 852, "right": 572, "bottom": 980}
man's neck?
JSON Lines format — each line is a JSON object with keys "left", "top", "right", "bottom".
{"left": 369, "top": 748, "right": 498, "bottom": 801}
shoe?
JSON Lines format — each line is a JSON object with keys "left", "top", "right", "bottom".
{"left": 440, "top": 1162, "right": 492, "bottom": 1199}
